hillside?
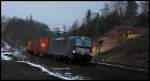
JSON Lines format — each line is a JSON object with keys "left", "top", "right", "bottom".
{"left": 1, "top": 16, "right": 52, "bottom": 49}
{"left": 93, "top": 29, "right": 149, "bottom": 70}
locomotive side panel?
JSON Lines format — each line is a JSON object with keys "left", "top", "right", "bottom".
{"left": 48, "top": 39, "right": 68, "bottom": 56}
{"left": 66, "top": 38, "right": 74, "bottom": 59}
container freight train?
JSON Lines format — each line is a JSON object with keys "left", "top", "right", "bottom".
{"left": 27, "top": 36, "right": 92, "bottom": 63}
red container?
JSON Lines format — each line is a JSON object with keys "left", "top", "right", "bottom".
{"left": 27, "top": 37, "right": 52, "bottom": 54}
{"left": 38, "top": 38, "right": 49, "bottom": 53}
{"left": 33, "top": 40, "right": 39, "bottom": 51}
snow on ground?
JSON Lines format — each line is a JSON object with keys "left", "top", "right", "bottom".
{"left": 1, "top": 42, "right": 11, "bottom": 51}
{"left": 1, "top": 51, "right": 20, "bottom": 61}
{"left": 1, "top": 48, "right": 10, "bottom": 52}
{"left": 1, "top": 50, "right": 14, "bottom": 61}
{"left": 1, "top": 51, "right": 87, "bottom": 80}
{"left": 1, "top": 45, "right": 26, "bottom": 61}
{"left": 13, "top": 51, "right": 26, "bottom": 59}
{"left": 5, "top": 44, "right": 11, "bottom": 49}
{"left": 17, "top": 61, "right": 87, "bottom": 80}
{"left": 1, "top": 42, "right": 88, "bottom": 80}
{"left": 1, "top": 52, "right": 12, "bottom": 61}
{"left": 1, "top": 52, "right": 13, "bottom": 55}
{"left": 1, "top": 41, "right": 13, "bottom": 60}
{"left": 1, "top": 48, "right": 4, "bottom": 51}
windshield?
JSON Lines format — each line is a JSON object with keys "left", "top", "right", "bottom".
{"left": 75, "top": 47, "right": 91, "bottom": 54}
{"left": 75, "top": 39, "right": 91, "bottom": 47}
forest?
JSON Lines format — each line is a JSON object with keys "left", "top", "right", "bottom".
{"left": 67, "top": 1, "right": 149, "bottom": 38}
{"left": 1, "top": 1, "right": 149, "bottom": 48}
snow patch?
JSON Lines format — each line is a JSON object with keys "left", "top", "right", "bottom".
{"left": 6, "top": 44, "right": 11, "bottom": 49}
{"left": 1, "top": 48, "right": 4, "bottom": 51}
{"left": 1, "top": 48, "right": 10, "bottom": 52}
{"left": 17, "top": 61, "right": 86, "bottom": 80}
{"left": 2, "top": 42, "right": 11, "bottom": 50}
{"left": 64, "top": 72, "right": 72, "bottom": 75}
{"left": 1, "top": 52, "right": 12, "bottom": 61}
{"left": 1, "top": 50, "right": 23, "bottom": 61}
{"left": 1, "top": 52, "right": 13, "bottom": 55}
{"left": 1, "top": 42, "right": 13, "bottom": 61}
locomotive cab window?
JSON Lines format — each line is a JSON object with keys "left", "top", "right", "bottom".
{"left": 75, "top": 38, "right": 91, "bottom": 47}
{"left": 74, "top": 38, "right": 92, "bottom": 55}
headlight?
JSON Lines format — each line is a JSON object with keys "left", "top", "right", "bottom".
{"left": 90, "top": 53, "right": 92, "bottom": 55}
{"left": 72, "top": 50, "right": 76, "bottom": 53}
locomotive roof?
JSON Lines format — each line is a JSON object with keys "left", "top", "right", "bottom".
{"left": 55, "top": 37, "right": 65, "bottom": 40}
{"left": 69, "top": 36, "right": 90, "bottom": 40}
{"left": 55, "top": 36, "right": 90, "bottom": 40}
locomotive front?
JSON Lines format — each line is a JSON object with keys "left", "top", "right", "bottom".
{"left": 71, "top": 36, "right": 92, "bottom": 63}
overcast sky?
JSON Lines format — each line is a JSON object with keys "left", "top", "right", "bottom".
{"left": 2, "top": 1, "right": 106, "bottom": 31}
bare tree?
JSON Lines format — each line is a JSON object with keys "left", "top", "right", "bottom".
{"left": 140, "top": 1, "right": 149, "bottom": 16}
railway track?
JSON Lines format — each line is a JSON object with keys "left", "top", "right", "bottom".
{"left": 23, "top": 53, "right": 149, "bottom": 80}
{"left": 2, "top": 51, "right": 148, "bottom": 80}
{"left": 89, "top": 62, "right": 149, "bottom": 80}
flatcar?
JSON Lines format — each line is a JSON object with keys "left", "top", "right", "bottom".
{"left": 27, "top": 36, "right": 92, "bottom": 63}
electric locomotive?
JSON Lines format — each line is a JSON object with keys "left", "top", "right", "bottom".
{"left": 27, "top": 36, "right": 92, "bottom": 63}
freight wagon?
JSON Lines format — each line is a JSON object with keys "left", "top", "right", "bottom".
{"left": 27, "top": 36, "right": 92, "bottom": 63}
